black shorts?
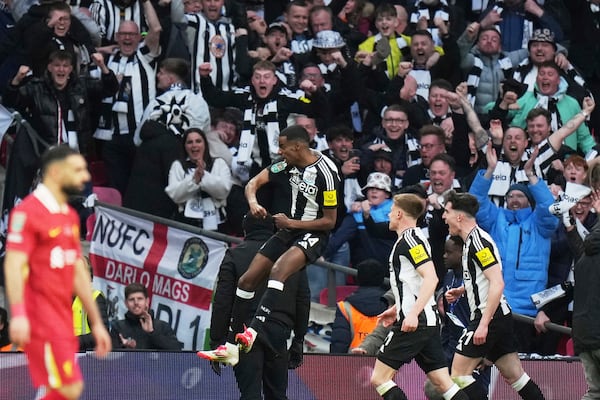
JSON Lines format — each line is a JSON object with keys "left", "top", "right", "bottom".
{"left": 377, "top": 324, "right": 448, "bottom": 373}
{"left": 258, "top": 229, "right": 328, "bottom": 264}
{"left": 454, "top": 310, "right": 517, "bottom": 362}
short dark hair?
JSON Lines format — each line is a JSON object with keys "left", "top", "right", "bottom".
{"left": 285, "top": 0, "right": 308, "bottom": 14}
{"left": 48, "top": 49, "right": 74, "bottom": 66}
{"left": 48, "top": 2, "right": 71, "bottom": 15}
{"left": 419, "top": 125, "right": 445, "bottom": 143}
{"left": 412, "top": 29, "right": 434, "bottom": 42}
{"left": 125, "top": 283, "right": 148, "bottom": 299}
{"left": 444, "top": 190, "right": 479, "bottom": 217}
{"left": 392, "top": 193, "right": 425, "bottom": 219}
{"left": 159, "top": 58, "right": 190, "bottom": 82}
{"left": 375, "top": 2, "right": 396, "bottom": 18}
{"left": 537, "top": 60, "right": 561, "bottom": 74}
{"left": 280, "top": 125, "right": 310, "bottom": 144}
{"left": 447, "top": 235, "right": 464, "bottom": 248}
{"left": 430, "top": 79, "right": 453, "bottom": 92}
{"left": 326, "top": 124, "right": 354, "bottom": 142}
{"left": 384, "top": 104, "right": 408, "bottom": 116}
{"left": 526, "top": 107, "right": 551, "bottom": 124}
{"left": 40, "top": 145, "right": 79, "bottom": 178}
{"left": 430, "top": 153, "right": 456, "bottom": 172}
{"left": 310, "top": 5, "right": 332, "bottom": 19}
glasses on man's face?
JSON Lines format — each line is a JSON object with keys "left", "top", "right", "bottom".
{"left": 118, "top": 32, "right": 138, "bottom": 37}
{"left": 383, "top": 118, "right": 407, "bottom": 125}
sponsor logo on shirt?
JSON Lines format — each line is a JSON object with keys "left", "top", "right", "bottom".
{"left": 475, "top": 247, "right": 496, "bottom": 268}
{"left": 409, "top": 244, "right": 428, "bottom": 264}
{"left": 323, "top": 190, "right": 337, "bottom": 207}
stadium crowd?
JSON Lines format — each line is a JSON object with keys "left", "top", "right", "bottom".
{"left": 0, "top": 0, "right": 599, "bottom": 374}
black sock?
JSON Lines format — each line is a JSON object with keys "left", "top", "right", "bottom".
{"left": 251, "top": 286, "right": 284, "bottom": 333}
{"left": 462, "top": 381, "right": 489, "bottom": 400}
{"left": 382, "top": 386, "right": 408, "bottom": 400}
{"left": 450, "top": 389, "right": 470, "bottom": 400}
{"left": 230, "top": 294, "right": 254, "bottom": 339}
{"left": 518, "top": 380, "right": 545, "bottom": 400}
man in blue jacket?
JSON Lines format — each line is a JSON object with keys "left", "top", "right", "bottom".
{"left": 469, "top": 143, "right": 558, "bottom": 353}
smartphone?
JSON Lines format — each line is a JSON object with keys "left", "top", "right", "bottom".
{"left": 349, "top": 149, "right": 361, "bottom": 164}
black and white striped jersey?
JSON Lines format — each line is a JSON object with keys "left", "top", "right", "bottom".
{"left": 463, "top": 226, "right": 511, "bottom": 321}
{"left": 92, "top": 44, "right": 159, "bottom": 139}
{"left": 90, "top": 0, "right": 144, "bottom": 44}
{"left": 388, "top": 227, "right": 439, "bottom": 327}
{"left": 270, "top": 152, "right": 340, "bottom": 222}
{"left": 185, "top": 13, "right": 236, "bottom": 93}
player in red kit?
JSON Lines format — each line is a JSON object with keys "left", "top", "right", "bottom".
{"left": 4, "top": 145, "right": 111, "bottom": 400}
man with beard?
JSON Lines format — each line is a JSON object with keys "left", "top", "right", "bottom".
{"left": 458, "top": 24, "right": 528, "bottom": 118}
{"left": 110, "top": 283, "right": 182, "bottom": 350}
{"left": 4, "top": 145, "right": 112, "bottom": 400}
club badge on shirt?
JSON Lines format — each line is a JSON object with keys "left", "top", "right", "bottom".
{"left": 209, "top": 35, "right": 226, "bottom": 58}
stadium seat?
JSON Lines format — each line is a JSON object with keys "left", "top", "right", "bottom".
{"left": 319, "top": 285, "right": 359, "bottom": 305}
{"left": 565, "top": 338, "right": 575, "bottom": 356}
{"left": 85, "top": 187, "right": 122, "bottom": 241}
{"left": 93, "top": 186, "right": 122, "bottom": 206}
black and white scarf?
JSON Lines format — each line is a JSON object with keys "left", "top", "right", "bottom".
{"left": 427, "top": 109, "right": 451, "bottom": 126}
{"left": 237, "top": 89, "right": 280, "bottom": 166}
{"left": 533, "top": 88, "right": 564, "bottom": 132}
{"left": 410, "top": 0, "right": 450, "bottom": 46}
{"left": 466, "top": 54, "right": 513, "bottom": 105}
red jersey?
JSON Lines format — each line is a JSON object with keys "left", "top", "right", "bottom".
{"left": 6, "top": 185, "right": 82, "bottom": 341}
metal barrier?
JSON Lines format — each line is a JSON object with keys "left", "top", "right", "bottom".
{"left": 91, "top": 202, "right": 573, "bottom": 338}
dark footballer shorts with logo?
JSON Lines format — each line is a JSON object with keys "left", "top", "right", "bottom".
{"left": 258, "top": 228, "right": 329, "bottom": 264}
{"left": 454, "top": 309, "right": 517, "bottom": 362}
{"left": 377, "top": 324, "right": 448, "bottom": 372}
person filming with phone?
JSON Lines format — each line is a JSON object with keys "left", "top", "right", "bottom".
{"left": 110, "top": 283, "right": 182, "bottom": 350}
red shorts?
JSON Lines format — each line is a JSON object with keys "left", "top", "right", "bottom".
{"left": 25, "top": 337, "right": 82, "bottom": 389}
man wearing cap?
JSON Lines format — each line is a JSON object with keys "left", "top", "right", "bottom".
{"left": 309, "top": 29, "right": 362, "bottom": 129}
{"left": 469, "top": 141, "right": 558, "bottom": 353}
{"left": 325, "top": 171, "right": 396, "bottom": 267}
{"left": 259, "top": 22, "right": 298, "bottom": 88}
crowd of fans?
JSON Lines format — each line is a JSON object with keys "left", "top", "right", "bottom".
{"left": 0, "top": 0, "right": 598, "bottom": 359}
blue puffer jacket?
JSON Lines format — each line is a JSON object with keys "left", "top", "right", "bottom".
{"left": 469, "top": 170, "right": 558, "bottom": 317}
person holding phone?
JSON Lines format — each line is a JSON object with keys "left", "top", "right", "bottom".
{"left": 110, "top": 283, "right": 182, "bottom": 350}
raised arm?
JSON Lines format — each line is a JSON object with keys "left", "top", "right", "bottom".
{"left": 141, "top": 0, "right": 163, "bottom": 55}
{"left": 547, "top": 96, "right": 595, "bottom": 151}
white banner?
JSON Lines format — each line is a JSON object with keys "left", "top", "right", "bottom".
{"left": 89, "top": 205, "right": 227, "bottom": 351}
